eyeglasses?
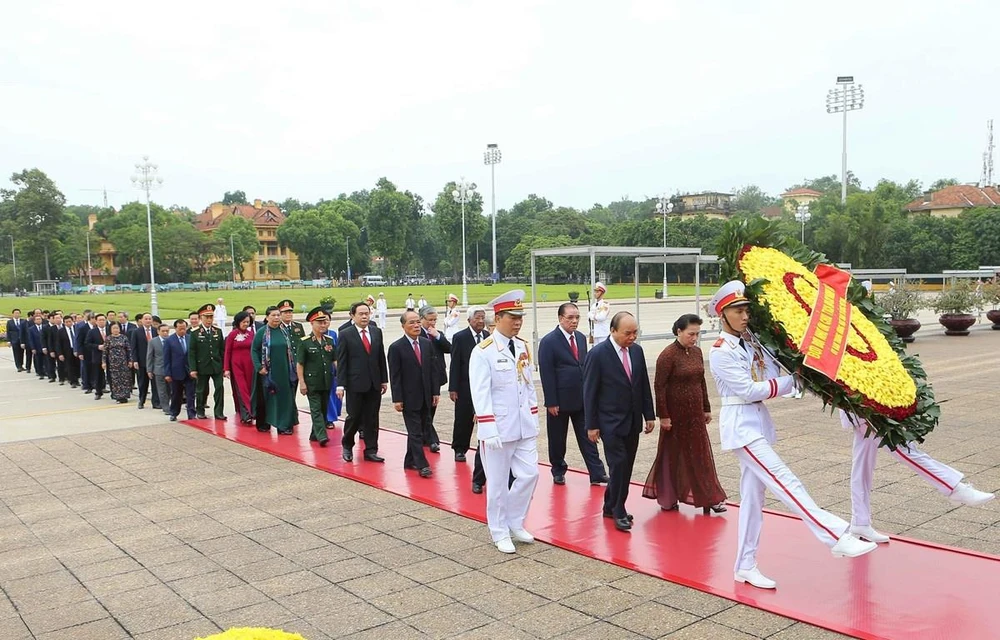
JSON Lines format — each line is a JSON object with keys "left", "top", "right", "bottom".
{"left": 562, "top": 315, "right": 580, "bottom": 320}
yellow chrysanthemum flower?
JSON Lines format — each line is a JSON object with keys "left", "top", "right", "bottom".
{"left": 196, "top": 628, "right": 306, "bottom": 640}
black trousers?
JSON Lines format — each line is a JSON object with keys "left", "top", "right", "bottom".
{"left": 58, "top": 356, "right": 79, "bottom": 386}
{"left": 34, "top": 350, "right": 46, "bottom": 376}
{"left": 422, "top": 403, "right": 441, "bottom": 446}
{"left": 170, "top": 377, "right": 196, "bottom": 418}
{"left": 79, "top": 355, "right": 90, "bottom": 390}
{"left": 136, "top": 365, "right": 150, "bottom": 403}
{"left": 11, "top": 342, "right": 25, "bottom": 371}
{"left": 90, "top": 360, "right": 106, "bottom": 396}
{"left": 45, "top": 353, "right": 56, "bottom": 380}
{"left": 403, "top": 405, "right": 431, "bottom": 470}
{"left": 23, "top": 345, "right": 32, "bottom": 373}
{"left": 342, "top": 387, "right": 381, "bottom": 453}
{"left": 452, "top": 396, "right": 475, "bottom": 453}
{"left": 547, "top": 408, "right": 607, "bottom": 480}
{"left": 602, "top": 426, "right": 641, "bottom": 519}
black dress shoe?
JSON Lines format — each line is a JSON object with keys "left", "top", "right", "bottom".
{"left": 151, "top": 404, "right": 160, "bottom": 409}
{"left": 196, "top": 413, "right": 207, "bottom": 419}
{"left": 471, "top": 482, "right": 483, "bottom": 494}
{"left": 363, "top": 453, "right": 385, "bottom": 463}
{"left": 325, "top": 422, "right": 334, "bottom": 428}
{"left": 429, "top": 443, "right": 440, "bottom": 453}
{"left": 59, "top": 381, "right": 65, "bottom": 386}
{"left": 319, "top": 440, "right": 329, "bottom": 448}
{"left": 94, "top": 394, "right": 102, "bottom": 400}
{"left": 455, "top": 452, "right": 467, "bottom": 462}
{"left": 603, "top": 511, "right": 635, "bottom": 521}
{"left": 278, "top": 430, "right": 293, "bottom": 435}
{"left": 137, "top": 402, "right": 145, "bottom": 409}
{"left": 169, "top": 415, "right": 177, "bottom": 422}
{"left": 553, "top": 475, "right": 566, "bottom": 485}
{"left": 419, "top": 467, "right": 433, "bottom": 478}
{"left": 256, "top": 426, "right": 270, "bottom": 433}
{"left": 342, "top": 447, "right": 354, "bottom": 462}
{"left": 309, "top": 435, "right": 318, "bottom": 441}
{"left": 614, "top": 517, "right": 632, "bottom": 532}
{"left": 214, "top": 415, "right": 226, "bottom": 420}
{"left": 590, "top": 475, "right": 610, "bottom": 485}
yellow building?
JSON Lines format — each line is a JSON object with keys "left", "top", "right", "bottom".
{"left": 904, "top": 184, "right": 1000, "bottom": 218}
{"left": 780, "top": 188, "right": 823, "bottom": 213}
{"left": 675, "top": 192, "right": 734, "bottom": 219}
{"left": 81, "top": 213, "right": 119, "bottom": 286}
{"left": 194, "top": 200, "right": 302, "bottom": 281}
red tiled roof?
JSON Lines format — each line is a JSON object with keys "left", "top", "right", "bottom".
{"left": 195, "top": 202, "right": 286, "bottom": 231}
{"left": 905, "top": 185, "right": 1000, "bottom": 212}
{"left": 781, "top": 188, "right": 823, "bottom": 198}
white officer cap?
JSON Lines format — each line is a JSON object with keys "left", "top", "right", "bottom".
{"left": 488, "top": 289, "right": 526, "bottom": 317}
{"left": 708, "top": 280, "right": 751, "bottom": 317}
{"left": 594, "top": 282, "right": 606, "bottom": 292}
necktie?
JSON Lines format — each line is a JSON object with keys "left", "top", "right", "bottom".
{"left": 621, "top": 347, "right": 632, "bottom": 382}
{"left": 475, "top": 332, "right": 481, "bottom": 344}
{"left": 181, "top": 337, "right": 187, "bottom": 354}
{"left": 146, "top": 328, "right": 152, "bottom": 341}
{"left": 739, "top": 338, "right": 748, "bottom": 352}
{"left": 508, "top": 339, "right": 515, "bottom": 357}
{"left": 361, "top": 329, "right": 371, "bottom": 354}
{"left": 569, "top": 335, "right": 579, "bottom": 361}
{"left": 413, "top": 339, "right": 422, "bottom": 365}
{"left": 68, "top": 327, "right": 74, "bottom": 349}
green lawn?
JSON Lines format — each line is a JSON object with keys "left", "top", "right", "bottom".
{"left": 4, "top": 283, "right": 718, "bottom": 319}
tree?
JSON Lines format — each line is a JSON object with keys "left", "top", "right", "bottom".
{"left": 276, "top": 201, "right": 360, "bottom": 279}
{"left": 222, "top": 190, "right": 248, "bottom": 205}
{"left": 366, "top": 179, "right": 412, "bottom": 277}
{"left": 430, "top": 181, "right": 488, "bottom": 281}
{"left": 1, "top": 169, "right": 67, "bottom": 280}
{"left": 215, "top": 215, "right": 261, "bottom": 280}
{"left": 789, "top": 173, "right": 863, "bottom": 197}
{"left": 929, "top": 178, "right": 959, "bottom": 192}
{"left": 96, "top": 201, "right": 201, "bottom": 284}
{"left": 731, "top": 184, "right": 776, "bottom": 213}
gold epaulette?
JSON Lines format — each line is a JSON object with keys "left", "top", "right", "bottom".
{"left": 477, "top": 337, "right": 494, "bottom": 349}
{"left": 301, "top": 335, "right": 311, "bottom": 341}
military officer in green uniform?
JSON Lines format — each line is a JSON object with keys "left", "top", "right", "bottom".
{"left": 297, "top": 306, "right": 336, "bottom": 447}
{"left": 278, "top": 299, "right": 306, "bottom": 340}
{"left": 189, "top": 303, "right": 226, "bottom": 420}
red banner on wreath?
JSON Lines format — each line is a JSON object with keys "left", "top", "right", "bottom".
{"left": 799, "top": 264, "right": 852, "bottom": 380}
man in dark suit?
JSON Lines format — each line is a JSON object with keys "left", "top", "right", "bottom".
{"left": 20, "top": 310, "right": 35, "bottom": 374}
{"left": 388, "top": 310, "right": 438, "bottom": 477}
{"left": 583, "top": 311, "right": 655, "bottom": 532}
{"left": 163, "top": 319, "right": 196, "bottom": 421}
{"left": 147, "top": 323, "right": 171, "bottom": 415}
{"left": 117, "top": 311, "right": 137, "bottom": 336}
{"left": 242, "top": 306, "right": 264, "bottom": 332}
{"left": 449, "top": 307, "right": 489, "bottom": 466}
{"left": 337, "top": 301, "right": 388, "bottom": 463}
{"left": 418, "top": 305, "right": 450, "bottom": 453}
{"left": 539, "top": 302, "right": 608, "bottom": 485}
{"left": 85, "top": 314, "right": 109, "bottom": 400}
{"left": 26, "top": 310, "right": 47, "bottom": 379}
{"left": 76, "top": 312, "right": 94, "bottom": 392}
{"left": 42, "top": 311, "right": 59, "bottom": 382}
{"left": 129, "top": 312, "right": 155, "bottom": 409}
{"left": 54, "top": 312, "right": 80, "bottom": 387}
{"left": 6, "top": 308, "right": 27, "bottom": 372}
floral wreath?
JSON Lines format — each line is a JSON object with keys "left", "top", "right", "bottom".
{"left": 718, "top": 217, "right": 939, "bottom": 448}
{"left": 196, "top": 628, "right": 305, "bottom": 640}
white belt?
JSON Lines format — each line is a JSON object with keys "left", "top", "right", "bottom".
{"left": 721, "top": 396, "right": 760, "bottom": 406}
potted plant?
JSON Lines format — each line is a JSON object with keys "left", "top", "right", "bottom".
{"left": 319, "top": 295, "right": 336, "bottom": 314}
{"left": 567, "top": 290, "right": 580, "bottom": 303}
{"left": 982, "top": 280, "right": 1000, "bottom": 330}
{"left": 931, "top": 281, "right": 979, "bottom": 336}
{"left": 877, "top": 282, "right": 923, "bottom": 343}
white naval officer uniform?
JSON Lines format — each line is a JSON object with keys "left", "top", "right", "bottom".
{"left": 587, "top": 284, "right": 611, "bottom": 344}
{"left": 375, "top": 295, "right": 388, "bottom": 330}
{"left": 443, "top": 300, "right": 462, "bottom": 342}
{"left": 839, "top": 410, "right": 964, "bottom": 528}
{"left": 469, "top": 328, "right": 540, "bottom": 544}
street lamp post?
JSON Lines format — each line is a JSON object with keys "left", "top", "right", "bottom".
{"left": 229, "top": 235, "right": 237, "bottom": 283}
{"left": 6, "top": 235, "right": 15, "bottom": 291}
{"left": 131, "top": 156, "right": 163, "bottom": 315}
{"left": 346, "top": 237, "right": 351, "bottom": 283}
{"left": 451, "top": 178, "right": 477, "bottom": 306}
{"left": 483, "top": 144, "right": 501, "bottom": 282}
{"left": 655, "top": 196, "right": 674, "bottom": 295}
{"left": 826, "top": 76, "right": 865, "bottom": 205}
{"left": 795, "top": 204, "right": 812, "bottom": 243}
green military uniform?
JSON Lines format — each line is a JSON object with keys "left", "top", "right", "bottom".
{"left": 297, "top": 327, "right": 336, "bottom": 446}
{"left": 189, "top": 303, "right": 226, "bottom": 419}
{"left": 277, "top": 298, "right": 306, "bottom": 341}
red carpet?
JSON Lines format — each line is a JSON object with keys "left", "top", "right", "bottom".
{"left": 183, "top": 415, "right": 1000, "bottom": 640}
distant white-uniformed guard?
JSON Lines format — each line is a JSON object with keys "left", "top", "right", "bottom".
{"left": 375, "top": 292, "right": 388, "bottom": 330}
{"left": 587, "top": 282, "right": 611, "bottom": 344}
{"left": 707, "top": 280, "right": 876, "bottom": 590}
{"left": 468, "top": 289, "right": 540, "bottom": 554}
{"left": 443, "top": 294, "right": 462, "bottom": 341}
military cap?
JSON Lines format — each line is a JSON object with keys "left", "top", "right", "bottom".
{"left": 488, "top": 289, "right": 526, "bottom": 317}
{"left": 277, "top": 299, "right": 294, "bottom": 312}
{"left": 198, "top": 303, "right": 216, "bottom": 315}
{"left": 709, "top": 280, "right": 751, "bottom": 317}
{"left": 306, "top": 306, "right": 329, "bottom": 323}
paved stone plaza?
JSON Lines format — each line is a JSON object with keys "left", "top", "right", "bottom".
{"left": 1, "top": 300, "right": 997, "bottom": 639}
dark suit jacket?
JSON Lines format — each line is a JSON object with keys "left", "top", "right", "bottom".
{"left": 27, "top": 322, "right": 45, "bottom": 352}
{"left": 6, "top": 318, "right": 25, "bottom": 345}
{"left": 338, "top": 319, "right": 353, "bottom": 332}
{"left": 162, "top": 333, "right": 191, "bottom": 380}
{"left": 420, "top": 327, "right": 450, "bottom": 388}
{"left": 448, "top": 327, "right": 490, "bottom": 397}
{"left": 582, "top": 338, "right": 655, "bottom": 437}
{"left": 85, "top": 326, "right": 108, "bottom": 361}
{"left": 75, "top": 322, "right": 93, "bottom": 358}
{"left": 336, "top": 324, "right": 387, "bottom": 393}
{"left": 120, "top": 321, "right": 137, "bottom": 335}
{"left": 539, "top": 326, "right": 588, "bottom": 413}
{"left": 43, "top": 323, "right": 59, "bottom": 354}
{"left": 55, "top": 324, "right": 77, "bottom": 359}
{"left": 388, "top": 335, "right": 438, "bottom": 409}
{"left": 129, "top": 326, "right": 153, "bottom": 367}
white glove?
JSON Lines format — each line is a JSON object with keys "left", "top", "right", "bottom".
{"left": 482, "top": 436, "right": 503, "bottom": 451}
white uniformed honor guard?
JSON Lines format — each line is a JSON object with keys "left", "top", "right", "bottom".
{"left": 469, "top": 289, "right": 540, "bottom": 553}
{"left": 840, "top": 410, "right": 993, "bottom": 544}
{"left": 587, "top": 282, "right": 611, "bottom": 344}
{"left": 375, "top": 292, "right": 388, "bottom": 330}
{"left": 443, "top": 294, "right": 462, "bottom": 341}
{"left": 707, "top": 280, "right": 876, "bottom": 590}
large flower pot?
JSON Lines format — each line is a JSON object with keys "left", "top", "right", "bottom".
{"left": 889, "top": 318, "right": 921, "bottom": 343}
{"left": 938, "top": 313, "right": 976, "bottom": 336}
{"left": 987, "top": 309, "right": 1000, "bottom": 330}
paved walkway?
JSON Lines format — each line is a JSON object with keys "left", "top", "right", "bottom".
{"left": 1, "top": 322, "right": 997, "bottom": 639}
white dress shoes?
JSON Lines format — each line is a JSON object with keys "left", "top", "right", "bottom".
{"left": 949, "top": 482, "right": 995, "bottom": 507}
{"left": 830, "top": 533, "right": 878, "bottom": 558}
{"left": 850, "top": 525, "right": 890, "bottom": 544}
{"left": 509, "top": 528, "right": 535, "bottom": 544}
{"left": 734, "top": 566, "right": 776, "bottom": 589}
{"left": 495, "top": 537, "right": 516, "bottom": 554}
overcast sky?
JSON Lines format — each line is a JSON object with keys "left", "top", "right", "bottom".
{"left": 3, "top": 1, "right": 997, "bottom": 213}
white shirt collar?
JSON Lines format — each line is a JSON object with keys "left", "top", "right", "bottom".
{"left": 558, "top": 326, "right": 575, "bottom": 341}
